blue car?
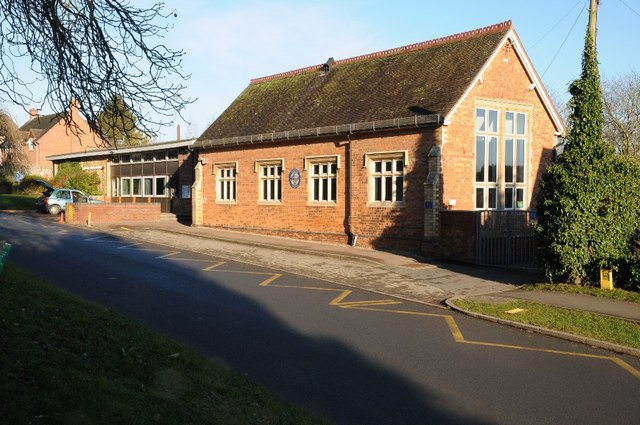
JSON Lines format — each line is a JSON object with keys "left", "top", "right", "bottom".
{"left": 35, "top": 180, "right": 103, "bottom": 215}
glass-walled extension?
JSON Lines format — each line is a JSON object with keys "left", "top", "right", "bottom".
{"left": 110, "top": 148, "right": 187, "bottom": 213}
{"left": 48, "top": 139, "right": 196, "bottom": 217}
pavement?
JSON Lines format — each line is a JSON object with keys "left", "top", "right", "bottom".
{"left": 6, "top": 210, "right": 640, "bottom": 356}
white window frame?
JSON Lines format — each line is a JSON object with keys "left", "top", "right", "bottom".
{"left": 143, "top": 176, "right": 154, "bottom": 196}
{"left": 111, "top": 178, "right": 119, "bottom": 197}
{"left": 474, "top": 105, "right": 529, "bottom": 210}
{"left": 305, "top": 155, "right": 339, "bottom": 205}
{"left": 475, "top": 108, "right": 499, "bottom": 210}
{"left": 120, "top": 177, "right": 132, "bottom": 196}
{"left": 366, "top": 151, "right": 407, "bottom": 206}
{"left": 155, "top": 176, "right": 168, "bottom": 197}
{"left": 256, "top": 159, "right": 284, "bottom": 203}
{"left": 214, "top": 162, "right": 238, "bottom": 203}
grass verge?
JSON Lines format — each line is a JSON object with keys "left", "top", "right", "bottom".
{"left": 0, "top": 194, "right": 38, "bottom": 210}
{"left": 522, "top": 283, "right": 640, "bottom": 303}
{"left": 0, "top": 263, "right": 330, "bottom": 425}
{"left": 451, "top": 298, "right": 640, "bottom": 350}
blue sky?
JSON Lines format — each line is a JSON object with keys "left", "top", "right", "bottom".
{"left": 6, "top": 0, "right": 640, "bottom": 141}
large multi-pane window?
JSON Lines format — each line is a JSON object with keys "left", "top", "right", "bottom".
{"left": 475, "top": 107, "right": 528, "bottom": 210}
{"left": 216, "top": 165, "right": 237, "bottom": 202}
{"left": 369, "top": 154, "right": 405, "bottom": 204}
{"left": 116, "top": 176, "right": 169, "bottom": 197}
{"left": 258, "top": 161, "right": 282, "bottom": 202}
{"left": 309, "top": 160, "right": 337, "bottom": 203}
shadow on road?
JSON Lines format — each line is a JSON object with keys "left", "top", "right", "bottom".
{"left": 2, "top": 212, "right": 495, "bottom": 425}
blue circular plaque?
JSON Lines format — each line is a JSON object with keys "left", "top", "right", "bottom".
{"left": 288, "top": 168, "right": 301, "bottom": 189}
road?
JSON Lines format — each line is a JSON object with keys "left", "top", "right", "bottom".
{"left": 1, "top": 212, "right": 639, "bottom": 425}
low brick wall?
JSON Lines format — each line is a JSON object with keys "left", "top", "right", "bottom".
{"left": 439, "top": 211, "right": 477, "bottom": 263}
{"left": 66, "top": 203, "right": 161, "bottom": 224}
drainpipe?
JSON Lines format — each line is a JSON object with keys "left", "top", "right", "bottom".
{"left": 345, "top": 135, "right": 357, "bottom": 246}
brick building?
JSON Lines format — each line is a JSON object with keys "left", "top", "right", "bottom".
{"left": 192, "top": 21, "right": 564, "bottom": 259}
{"left": 47, "top": 139, "right": 196, "bottom": 216}
{"left": 19, "top": 101, "right": 105, "bottom": 177}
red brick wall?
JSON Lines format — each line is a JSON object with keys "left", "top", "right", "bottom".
{"left": 66, "top": 203, "right": 160, "bottom": 224}
{"left": 441, "top": 39, "right": 557, "bottom": 211}
{"left": 195, "top": 38, "right": 558, "bottom": 257}
{"left": 438, "top": 211, "right": 477, "bottom": 263}
{"left": 198, "top": 128, "right": 436, "bottom": 250}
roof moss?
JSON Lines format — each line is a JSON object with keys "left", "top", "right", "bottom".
{"left": 199, "top": 23, "right": 510, "bottom": 142}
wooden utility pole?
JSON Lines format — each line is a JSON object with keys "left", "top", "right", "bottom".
{"left": 588, "top": 0, "right": 600, "bottom": 47}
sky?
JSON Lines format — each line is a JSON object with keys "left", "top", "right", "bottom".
{"left": 5, "top": 0, "right": 640, "bottom": 142}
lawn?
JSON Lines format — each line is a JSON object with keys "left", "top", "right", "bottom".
{"left": 0, "top": 194, "right": 38, "bottom": 210}
{"left": 451, "top": 298, "right": 640, "bottom": 350}
{"left": 0, "top": 263, "right": 330, "bottom": 425}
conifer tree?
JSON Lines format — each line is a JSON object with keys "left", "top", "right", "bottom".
{"left": 536, "top": 16, "right": 640, "bottom": 287}
{"left": 97, "top": 95, "right": 149, "bottom": 147}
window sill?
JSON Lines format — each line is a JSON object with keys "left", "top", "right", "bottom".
{"left": 367, "top": 202, "right": 405, "bottom": 208}
{"left": 307, "top": 201, "right": 337, "bottom": 207}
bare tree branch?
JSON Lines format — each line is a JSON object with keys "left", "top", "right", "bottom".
{"left": 0, "top": 0, "right": 192, "bottom": 144}
{"left": 602, "top": 71, "right": 640, "bottom": 157}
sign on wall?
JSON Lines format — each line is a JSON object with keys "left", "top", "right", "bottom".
{"left": 288, "top": 168, "right": 301, "bottom": 189}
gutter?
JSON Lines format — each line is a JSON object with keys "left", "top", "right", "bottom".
{"left": 194, "top": 114, "right": 442, "bottom": 149}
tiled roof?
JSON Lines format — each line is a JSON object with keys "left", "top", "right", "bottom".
{"left": 19, "top": 113, "right": 62, "bottom": 138}
{"left": 197, "top": 21, "right": 511, "bottom": 147}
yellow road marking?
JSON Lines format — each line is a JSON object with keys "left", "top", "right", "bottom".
{"left": 203, "top": 261, "right": 226, "bottom": 271}
{"left": 259, "top": 273, "right": 284, "bottom": 286}
{"left": 115, "top": 239, "right": 640, "bottom": 380}
{"left": 343, "top": 304, "right": 640, "bottom": 379}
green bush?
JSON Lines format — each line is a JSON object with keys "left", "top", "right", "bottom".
{"left": 535, "top": 28, "right": 640, "bottom": 291}
{"left": 16, "top": 175, "right": 50, "bottom": 195}
{"left": 51, "top": 162, "right": 101, "bottom": 195}
{"left": 536, "top": 152, "right": 640, "bottom": 287}
{"left": 612, "top": 252, "right": 640, "bottom": 292}
{"left": 64, "top": 172, "right": 101, "bottom": 195}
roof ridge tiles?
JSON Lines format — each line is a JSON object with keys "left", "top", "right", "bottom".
{"left": 250, "top": 20, "right": 512, "bottom": 85}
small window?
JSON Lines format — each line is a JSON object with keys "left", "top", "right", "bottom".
{"left": 258, "top": 161, "right": 282, "bottom": 202}
{"left": 143, "top": 152, "right": 155, "bottom": 162}
{"left": 121, "top": 178, "right": 131, "bottom": 196}
{"left": 369, "top": 155, "right": 405, "bottom": 204}
{"left": 309, "top": 160, "right": 337, "bottom": 203}
{"left": 216, "top": 165, "right": 237, "bottom": 202}
{"left": 143, "top": 177, "right": 153, "bottom": 196}
{"left": 155, "top": 177, "right": 167, "bottom": 197}
{"left": 132, "top": 177, "right": 142, "bottom": 196}
{"left": 167, "top": 149, "right": 179, "bottom": 160}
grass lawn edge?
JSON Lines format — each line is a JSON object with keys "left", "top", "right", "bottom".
{"left": 445, "top": 298, "right": 640, "bottom": 358}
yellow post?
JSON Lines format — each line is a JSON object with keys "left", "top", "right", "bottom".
{"left": 600, "top": 269, "right": 614, "bottom": 290}
{"left": 67, "top": 205, "right": 74, "bottom": 221}
{"left": 87, "top": 211, "right": 92, "bottom": 227}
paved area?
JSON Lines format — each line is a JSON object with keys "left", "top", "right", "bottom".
{"left": 5, "top": 210, "right": 640, "bottom": 354}
{"left": 85, "top": 219, "right": 542, "bottom": 305}
{"left": 81, "top": 218, "right": 638, "bottom": 321}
